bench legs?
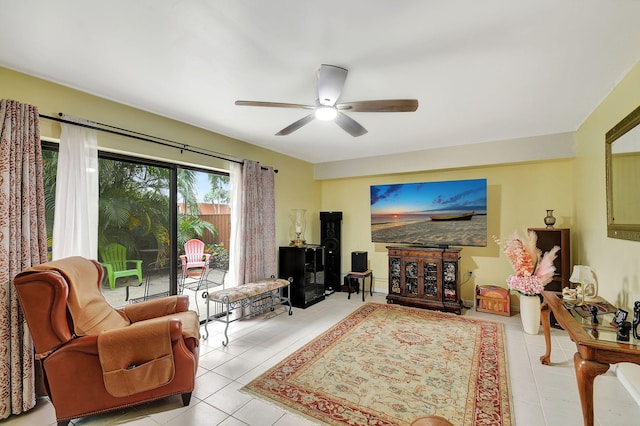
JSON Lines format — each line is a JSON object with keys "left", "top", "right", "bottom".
{"left": 282, "top": 283, "right": 293, "bottom": 316}
{"left": 276, "top": 283, "right": 293, "bottom": 316}
{"left": 221, "top": 298, "right": 231, "bottom": 347}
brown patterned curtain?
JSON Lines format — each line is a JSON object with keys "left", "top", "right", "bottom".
{"left": 0, "top": 99, "right": 48, "bottom": 419}
{"left": 229, "top": 160, "right": 276, "bottom": 286}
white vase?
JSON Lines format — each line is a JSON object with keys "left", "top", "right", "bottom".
{"left": 519, "top": 293, "right": 541, "bottom": 335}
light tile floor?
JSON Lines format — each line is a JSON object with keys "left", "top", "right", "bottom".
{"left": 5, "top": 292, "right": 640, "bottom": 425}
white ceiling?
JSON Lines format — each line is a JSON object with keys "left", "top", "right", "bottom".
{"left": 1, "top": 1, "right": 639, "bottom": 164}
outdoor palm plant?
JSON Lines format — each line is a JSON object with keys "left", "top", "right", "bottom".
{"left": 177, "top": 213, "right": 217, "bottom": 249}
{"left": 98, "top": 160, "right": 172, "bottom": 259}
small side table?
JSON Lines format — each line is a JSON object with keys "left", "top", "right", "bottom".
{"left": 345, "top": 270, "right": 373, "bottom": 301}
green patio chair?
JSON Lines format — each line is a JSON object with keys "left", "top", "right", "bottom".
{"left": 99, "top": 243, "right": 143, "bottom": 290}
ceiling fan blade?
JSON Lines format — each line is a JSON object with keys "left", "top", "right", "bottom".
{"left": 275, "top": 113, "right": 316, "bottom": 136}
{"left": 335, "top": 112, "right": 368, "bottom": 137}
{"left": 337, "top": 99, "right": 419, "bottom": 112}
{"left": 317, "top": 64, "right": 348, "bottom": 106}
{"left": 235, "top": 100, "right": 314, "bottom": 109}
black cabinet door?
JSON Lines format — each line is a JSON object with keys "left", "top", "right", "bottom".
{"left": 279, "top": 246, "right": 325, "bottom": 308}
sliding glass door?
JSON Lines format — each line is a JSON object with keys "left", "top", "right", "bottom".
{"left": 176, "top": 167, "right": 230, "bottom": 318}
{"left": 43, "top": 144, "right": 230, "bottom": 317}
{"left": 98, "top": 156, "right": 174, "bottom": 306}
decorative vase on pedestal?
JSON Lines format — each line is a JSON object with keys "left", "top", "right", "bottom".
{"left": 519, "top": 293, "right": 541, "bottom": 335}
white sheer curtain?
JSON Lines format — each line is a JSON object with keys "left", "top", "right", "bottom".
{"left": 52, "top": 118, "right": 98, "bottom": 260}
{"left": 229, "top": 162, "right": 242, "bottom": 288}
{"left": 229, "top": 160, "right": 276, "bottom": 287}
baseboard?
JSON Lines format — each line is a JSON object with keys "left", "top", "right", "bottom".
{"left": 464, "top": 298, "right": 519, "bottom": 313}
{"left": 462, "top": 298, "right": 474, "bottom": 309}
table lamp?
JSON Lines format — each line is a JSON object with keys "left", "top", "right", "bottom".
{"left": 289, "top": 209, "right": 307, "bottom": 247}
{"left": 569, "top": 265, "right": 598, "bottom": 306}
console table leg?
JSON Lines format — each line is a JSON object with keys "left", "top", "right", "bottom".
{"left": 573, "top": 352, "right": 609, "bottom": 426}
{"left": 540, "top": 301, "right": 552, "bottom": 365}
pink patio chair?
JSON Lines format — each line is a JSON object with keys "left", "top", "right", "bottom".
{"left": 180, "top": 239, "right": 211, "bottom": 283}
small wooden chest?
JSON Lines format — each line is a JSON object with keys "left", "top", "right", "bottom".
{"left": 475, "top": 284, "right": 511, "bottom": 316}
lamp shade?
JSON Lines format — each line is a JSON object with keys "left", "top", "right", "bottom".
{"left": 569, "top": 265, "right": 598, "bottom": 301}
{"left": 569, "top": 265, "right": 595, "bottom": 285}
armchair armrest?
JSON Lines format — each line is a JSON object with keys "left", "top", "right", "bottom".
{"left": 121, "top": 295, "right": 190, "bottom": 323}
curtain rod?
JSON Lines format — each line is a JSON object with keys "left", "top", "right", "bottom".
{"left": 38, "top": 113, "right": 278, "bottom": 173}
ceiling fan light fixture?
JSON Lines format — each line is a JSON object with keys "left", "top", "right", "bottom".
{"left": 315, "top": 106, "right": 337, "bottom": 121}
{"left": 235, "top": 64, "right": 417, "bottom": 136}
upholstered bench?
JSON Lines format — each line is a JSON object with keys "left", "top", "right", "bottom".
{"left": 203, "top": 276, "right": 292, "bottom": 345}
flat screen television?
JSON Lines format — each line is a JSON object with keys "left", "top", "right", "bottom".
{"left": 370, "top": 178, "right": 487, "bottom": 247}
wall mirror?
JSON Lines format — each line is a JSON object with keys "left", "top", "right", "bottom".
{"left": 606, "top": 105, "right": 640, "bottom": 241}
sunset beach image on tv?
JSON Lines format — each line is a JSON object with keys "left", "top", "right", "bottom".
{"left": 370, "top": 178, "right": 487, "bottom": 247}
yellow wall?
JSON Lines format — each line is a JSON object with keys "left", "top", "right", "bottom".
{"left": 318, "top": 59, "right": 640, "bottom": 310}
{"left": 0, "top": 66, "right": 321, "bottom": 248}
{"left": 575, "top": 61, "right": 640, "bottom": 311}
{"left": 320, "top": 160, "right": 574, "bottom": 305}
{"left": 4, "top": 60, "right": 640, "bottom": 311}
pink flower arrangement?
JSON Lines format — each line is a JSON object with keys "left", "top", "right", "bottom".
{"left": 493, "top": 230, "right": 560, "bottom": 295}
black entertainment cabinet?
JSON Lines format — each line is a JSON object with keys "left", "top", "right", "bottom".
{"left": 278, "top": 245, "right": 325, "bottom": 309}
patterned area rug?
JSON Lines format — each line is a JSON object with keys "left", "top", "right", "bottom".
{"left": 243, "top": 302, "right": 512, "bottom": 425}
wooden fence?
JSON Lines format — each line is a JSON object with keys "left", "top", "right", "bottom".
{"left": 199, "top": 214, "right": 231, "bottom": 249}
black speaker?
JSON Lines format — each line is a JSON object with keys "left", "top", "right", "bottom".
{"left": 320, "top": 211, "right": 342, "bottom": 292}
{"left": 351, "top": 251, "right": 368, "bottom": 272}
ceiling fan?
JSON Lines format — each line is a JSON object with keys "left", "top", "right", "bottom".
{"left": 235, "top": 64, "right": 419, "bottom": 137}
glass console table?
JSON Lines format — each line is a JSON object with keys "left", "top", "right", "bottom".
{"left": 540, "top": 290, "right": 640, "bottom": 426}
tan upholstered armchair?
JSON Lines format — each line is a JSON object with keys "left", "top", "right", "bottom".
{"left": 13, "top": 256, "right": 200, "bottom": 426}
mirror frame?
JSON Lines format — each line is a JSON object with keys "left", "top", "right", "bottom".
{"left": 606, "top": 105, "right": 640, "bottom": 241}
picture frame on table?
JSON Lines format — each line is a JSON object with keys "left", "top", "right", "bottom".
{"left": 612, "top": 308, "right": 628, "bottom": 326}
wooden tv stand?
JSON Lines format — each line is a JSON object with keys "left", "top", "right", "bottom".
{"left": 386, "top": 246, "right": 462, "bottom": 314}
